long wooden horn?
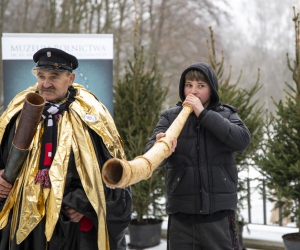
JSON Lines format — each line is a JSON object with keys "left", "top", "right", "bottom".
{"left": 1, "top": 93, "right": 45, "bottom": 194}
{"left": 102, "top": 104, "right": 193, "bottom": 188}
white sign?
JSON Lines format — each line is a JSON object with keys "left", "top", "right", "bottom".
{"left": 2, "top": 33, "right": 113, "bottom": 60}
{"left": 2, "top": 33, "right": 114, "bottom": 116}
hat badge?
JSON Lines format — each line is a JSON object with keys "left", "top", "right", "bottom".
{"left": 47, "top": 51, "right": 51, "bottom": 57}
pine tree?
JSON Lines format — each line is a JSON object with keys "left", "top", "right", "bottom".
{"left": 205, "top": 27, "right": 265, "bottom": 223}
{"left": 256, "top": 8, "right": 300, "bottom": 234}
{"left": 113, "top": 0, "right": 169, "bottom": 223}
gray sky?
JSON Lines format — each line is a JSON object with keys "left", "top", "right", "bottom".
{"left": 210, "top": 0, "right": 300, "bottom": 111}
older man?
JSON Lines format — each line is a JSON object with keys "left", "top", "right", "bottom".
{"left": 0, "top": 48, "right": 131, "bottom": 250}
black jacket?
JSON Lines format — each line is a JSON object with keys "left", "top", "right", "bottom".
{"left": 145, "top": 62, "right": 251, "bottom": 215}
{"left": 0, "top": 114, "right": 131, "bottom": 250}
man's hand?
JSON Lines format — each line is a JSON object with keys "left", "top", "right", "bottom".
{"left": 65, "top": 206, "right": 84, "bottom": 223}
{"left": 182, "top": 94, "right": 204, "bottom": 117}
{"left": 0, "top": 169, "right": 12, "bottom": 199}
{"left": 156, "top": 133, "right": 177, "bottom": 157}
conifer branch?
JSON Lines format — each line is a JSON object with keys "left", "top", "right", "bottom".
{"left": 206, "top": 38, "right": 213, "bottom": 70}
{"left": 205, "top": 26, "right": 264, "bottom": 223}
{"left": 209, "top": 26, "right": 217, "bottom": 69}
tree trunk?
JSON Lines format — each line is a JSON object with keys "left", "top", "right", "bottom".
{"left": 114, "top": 0, "right": 127, "bottom": 80}
{"left": 0, "top": 0, "right": 10, "bottom": 111}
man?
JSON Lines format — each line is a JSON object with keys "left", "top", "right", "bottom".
{"left": 0, "top": 48, "right": 131, "bottom": 250}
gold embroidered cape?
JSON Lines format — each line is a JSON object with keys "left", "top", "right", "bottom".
{"left": 0, "top": 84, "right": 126, "bottom": 250}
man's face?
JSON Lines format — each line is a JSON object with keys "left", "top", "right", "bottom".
{"left": 37, "top": 69, "right": 75, "bottom": 103}
{"left": 184, "top": 79, "right": 212, "bottom": 108}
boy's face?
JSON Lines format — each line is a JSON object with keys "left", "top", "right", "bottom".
{"left": 184, "top": 80, "right": 212, "bottom": 108}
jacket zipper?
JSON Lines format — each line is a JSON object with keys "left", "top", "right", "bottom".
{"left": 204, "top": 128, "right": 211, "bottom": 213}
{"left": 198, "top": 123, "right": 203, "bottom": 214}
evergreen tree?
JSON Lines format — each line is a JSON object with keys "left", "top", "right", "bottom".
{"left": 206, "top": 27, "right": 265, "bottom": 222}
{"left": 256, "top": 8, "right": 300, "bottom": 234}
{"left": 113, "top": 1, "right": 169, "bottom": 223}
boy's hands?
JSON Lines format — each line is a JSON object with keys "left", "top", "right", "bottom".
{"left": 0, "top": 169, "right": 12, "bottom": 199}
{"left": 156, "top": 133, "right": 177, "bottom": 158}
{"left": 182, "top": 93, "right": 204, "bottom": 117}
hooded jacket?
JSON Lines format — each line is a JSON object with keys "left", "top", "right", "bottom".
{"left": 145, "top": 62, "right": 251, "bottom": 215}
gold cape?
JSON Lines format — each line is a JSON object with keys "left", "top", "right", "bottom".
{"left": 0, "top": 84, "right": 126, "bottom": 250}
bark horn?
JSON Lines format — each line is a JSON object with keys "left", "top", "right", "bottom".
{"left": 102, "top": 105, "right": 193, "bottom": 189}
{"left": 1, "top": 93, "right": 46, "bottom": 191}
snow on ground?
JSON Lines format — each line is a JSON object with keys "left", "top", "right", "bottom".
{"left": 125, "top": 235, "right": 261, "bottom": 250}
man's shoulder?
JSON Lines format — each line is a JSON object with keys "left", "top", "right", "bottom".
{"left": 73, "top": 83, "right": 100, "bottom": 102}
{"left": 72, "top": 83, "right": 108, "bottom": 113}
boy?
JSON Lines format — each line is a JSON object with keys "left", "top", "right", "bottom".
{"left": 145, "top": 62, "right": 251, "bottom": 250}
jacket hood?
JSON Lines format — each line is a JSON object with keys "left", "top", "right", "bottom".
{"left": 179, "top": 62, "right": 220, "bottom": 110}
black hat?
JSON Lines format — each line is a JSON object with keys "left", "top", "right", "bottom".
{"left": 33, "top": 48, "right": 78, "bottom": 72}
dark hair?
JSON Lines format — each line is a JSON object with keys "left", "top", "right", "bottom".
{"left": 185, "top": 70, "right": 207, "bottom": 83}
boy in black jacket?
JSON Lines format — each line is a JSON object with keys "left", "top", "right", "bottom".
{"left": 145, "top": 62, "right": 251, "bottom": 250}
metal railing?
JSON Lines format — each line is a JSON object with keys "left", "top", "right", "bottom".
{"left": 245, "top": 177, "right": 288, "bottom": 227}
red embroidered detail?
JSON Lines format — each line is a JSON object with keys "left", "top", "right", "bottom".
{"left": 55, "top": 113, "right": 63, "bottom": 121}
{"left": 230, "top": 213, "right": 239, "bottom": 249}
{"left": 80, "top": 216, "right": 93, "bottom": 231}
{"left": 35, "top": 169, "right": 51, "bottom": 188}
{"left": 44, "top": 143, "right": 53, "bottom": 165}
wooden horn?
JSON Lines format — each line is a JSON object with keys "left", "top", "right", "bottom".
{"left": 102, "top": 105, "right": 193, "bottom": 189}
{"left": 1, "top": 93, "right": 46, "bottom": 187}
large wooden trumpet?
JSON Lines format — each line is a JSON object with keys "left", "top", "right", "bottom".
{"left": 102, "top": 104, "right": 193, "bottom": 188}
{"left": 0, "top": 93, "right": 45, "bottom": 201}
